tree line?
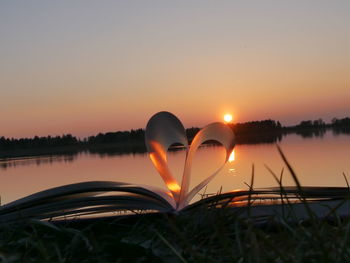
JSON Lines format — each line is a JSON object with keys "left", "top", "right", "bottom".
{"left": 1, "top": 117, "right": 349, "bottom": 152}
{"left": 0, "top": 134, "right": 78, "bottom": 151}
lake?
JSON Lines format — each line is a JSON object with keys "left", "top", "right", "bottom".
{"left": 0, "top": 130, "right": 349, "bottom": 205}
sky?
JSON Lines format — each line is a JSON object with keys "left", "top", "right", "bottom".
{"left": 1, "top": 1, "right": 349, "bottom": 138}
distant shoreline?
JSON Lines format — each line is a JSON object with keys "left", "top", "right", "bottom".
{"left": 1, "top": 117, "right": 349, "bottom": 159}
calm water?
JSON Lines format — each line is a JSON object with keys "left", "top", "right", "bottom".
{"left": 0, "top": 131, "right": 349, "bottom": 205}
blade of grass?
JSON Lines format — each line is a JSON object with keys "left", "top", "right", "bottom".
{"left": 343, "top": 173, "right": 349, "bottom": 190}
{"left": 265, "top": 164, "right": 297, "bottom": 222}
{"left": 247, "top": 164, "right": 255, "bottom": 219}
{"left": 154, "top": 230, "right": 187, "bottom": 263}
{"left": 276, "top": 145, "right": 316, "bottom": 221}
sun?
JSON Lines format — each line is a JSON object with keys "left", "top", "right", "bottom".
{"left": 223, "top": 114, "right": 233, "bottom": 123}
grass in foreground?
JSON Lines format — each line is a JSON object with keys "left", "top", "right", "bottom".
{"left": 0, "top": 207, "right": 350, "bottom": 263}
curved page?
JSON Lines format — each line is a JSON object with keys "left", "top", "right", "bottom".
{"left": 145, "top": 111, "right": 188, "bottom": 203}
{"left": 178, "top": 123, "right": 235, "bottom": 209}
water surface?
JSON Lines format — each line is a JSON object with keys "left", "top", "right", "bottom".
{"left": 0, "top": 131, "right": 349, "bottom": 205}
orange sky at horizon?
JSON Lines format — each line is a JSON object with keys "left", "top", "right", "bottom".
{"left": 1, "top": 1, "right": 350, "bottom": 138}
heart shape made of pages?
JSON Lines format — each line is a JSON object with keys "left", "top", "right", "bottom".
{"left": 145, "top": 111, "right": 235, "bottom": 210}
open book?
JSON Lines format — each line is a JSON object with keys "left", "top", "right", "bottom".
{"left": 0, "top": 111, "right": 350, "bottom": 223}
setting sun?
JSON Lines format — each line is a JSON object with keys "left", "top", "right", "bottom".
{"left": 223, "top": 114, "right": 233, "bottom": 123}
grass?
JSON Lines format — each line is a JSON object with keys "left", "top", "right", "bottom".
{"left": 1, "top": 148, "right": 350, "bottom": 262}
{"left": 1, "top": 208, "right": 350, "bottom": 262}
